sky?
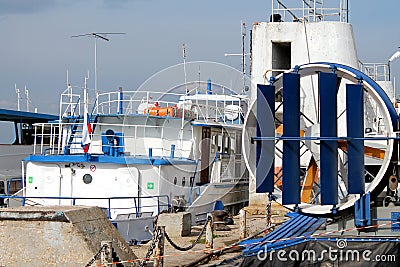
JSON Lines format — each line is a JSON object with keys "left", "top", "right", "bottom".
{"left": 0, "top": 0, "right": 400, "bottom": 141}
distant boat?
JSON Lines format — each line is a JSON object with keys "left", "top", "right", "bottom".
{"left": 0, "top": 108, "right": 57, "bottom": 205}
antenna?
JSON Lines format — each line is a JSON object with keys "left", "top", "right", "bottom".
{"left": 71, "top": 32, "right": 125, "bottom": 109}
{"left": 15, "top": 84, "right": 21, "bottom": 111}
{"left": 25, "top": 86, "right": 30, "bottom": 112}
{"left": 198, "top": 65, "right": 201, "bottom": 94}
{"left": 241, "top": 21, "right": 246, "bottom": 94}
{"left": 224, "top": 21, "right": 249, "bottom": 94}
{"left": 182, "top": 44, "right": 188, "bottom": 94}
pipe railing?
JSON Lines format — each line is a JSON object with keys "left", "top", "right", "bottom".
{"left": 0, "top": 195, "right": 170, "bottom": 219}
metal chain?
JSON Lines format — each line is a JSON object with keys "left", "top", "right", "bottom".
{"left": 266, "top": 201, "right": 272, "bottom": 228}
{"left": 164, "top": 215, "right": 211, "bottom": 251}
{"left": 85, "top": 243, "right": 108, "bottom": 267}
{"left": 139, "top": 224, "right": 161, "bottom": 267}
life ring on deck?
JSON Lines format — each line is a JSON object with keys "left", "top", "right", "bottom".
{"left": 144, "top": 105, "right": 195, "bottom": 119}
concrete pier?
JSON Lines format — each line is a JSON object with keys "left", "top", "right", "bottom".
{"left": 0, "top": 206, "right": 136, "bottom": 267}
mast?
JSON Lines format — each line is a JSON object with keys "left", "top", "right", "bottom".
{"left": 241, "top": 21, "right": 246, "bottom": 94}
{"left": 15, "top": 84, "right": 21, "bottom": 111}
{"left": 71, "top": 32, "right": 125, "bottom": 111}
{"left": 25, "top": 86, "right": 29, "bottom": 112}
{"left": 182, "top": 44, "right": 188, "bottom": 94}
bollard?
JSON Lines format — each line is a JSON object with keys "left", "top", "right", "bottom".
{"left": 239, "top": 209, "right": 247, "bottom": 240}
{"left": 205, "top": 213, "right": 213, "bottom": 249}
{"left": 154, "top": 226, "right": 165, "bottom": 267}
{"left": 100, "top": 241, "right": 113, "bottom": 264}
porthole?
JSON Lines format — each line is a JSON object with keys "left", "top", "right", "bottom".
{"left": 83, "top": 174, "right": 93, "bottom": 184}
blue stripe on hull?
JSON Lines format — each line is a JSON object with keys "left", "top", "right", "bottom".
{"left": 25, "top": 155, "right": 196, "bottom": 166}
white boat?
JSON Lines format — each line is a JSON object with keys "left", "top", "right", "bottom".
{"left": 21, "top": 62, "right": 249, "bottom": 240}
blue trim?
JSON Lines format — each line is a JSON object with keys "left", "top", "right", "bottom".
{"left": 24, "top": 154, "right": 196, "bottom": 166}
{"left": 0, "top": 108, "right": 57, "bottom": 123}
{"left": 305, "top": 63, "right": 399, "bottom": 130}
{"left": 354, "top": 193, "right": 371, "bottom": 227}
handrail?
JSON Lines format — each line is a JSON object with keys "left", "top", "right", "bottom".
{"left": 0, "top": 195, "right": 170, "bottom": 219}
{"left": 272, "top": 0, "right": 349, "bottom": 23}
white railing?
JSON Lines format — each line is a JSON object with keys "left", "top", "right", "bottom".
{"left": 271, "top": 0, "right": 349, "bottom": 23}
{"left": 60, "top": 87, "right": 247, "bottom": 124}
{"left": 32, "top": 121, "right": 194, "bottom": 158}
{"left": 360, "top": 63, "right": 390, "bottom": 82}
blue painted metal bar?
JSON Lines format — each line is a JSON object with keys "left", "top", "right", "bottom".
{"left": 354, "top": 193, "right": 371, "bottom": 227}
{"left": 282, "top": 73, "right": 300, "bottom": 205}
{"left": 319, "top": 72, "right": 338, "bottom": 205}
{"left": 256, "top": 84, "right": 275, "bottom": 193}
{"left": 118, "top": 89, "right": 124, "bottom": 114}
{"left": 346, "top": 84, "right": 365, "bottom": 194}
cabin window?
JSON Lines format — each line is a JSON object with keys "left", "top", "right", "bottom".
{"left": 173, "top": 177, "right": 177, "bottom": 185}
{"left": 272, "top": 42, "right": 291, "bottom": 77}
{"left": 223, "top": 135, "right": 230, "bottom": 154}
{"left": 217, "top": 134, "right": 223, "bottom": 153}
{"left": 211, "top": 135, "right": 217, "bottom": 154}
{"left": 83, "top": 174, "right": 93, "bottom": 184}
{"left": 0, "top": 181, "right": 4, "bottom": 194}
{"left": 8, "top": 179, "right": 22, "bottom": 195}
{"left": 182, "top": 177, "right": 186, "bottom": 187}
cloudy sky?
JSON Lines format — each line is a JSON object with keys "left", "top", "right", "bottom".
{"left": 0, "top": 1, "right": 399, "bottom": 115}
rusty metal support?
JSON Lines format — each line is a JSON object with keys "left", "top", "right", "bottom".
{"left": 154, "top": 226, "right": 165, "bottom": 267}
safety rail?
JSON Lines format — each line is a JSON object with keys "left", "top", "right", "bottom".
{"left": 271, "top": 0, "right": 349, "bottom": 23}
{"left": 93, "top": 90, "right": 247, "bottom": 122}
{"left": 0, "top": 195, "right": 170, "bottom": 219}
{"left": 59, "top": 85, "right": 81, "bottom": 118}
{"left": 360, "top": 62, "right": 390, "bottom": 82}
{"left": 59, "top": 83, "right": 247, "bottom": 120}
{"left": 32, "top": 121, "right": 194, "bottom": 156}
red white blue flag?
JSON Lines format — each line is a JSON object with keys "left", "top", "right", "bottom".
{"left": 81, "top": 105, "right": 92, "bottom": 153}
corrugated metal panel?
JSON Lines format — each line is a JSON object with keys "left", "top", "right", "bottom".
{"left": 242, "top": 212, "right": 325, "bottom": 256}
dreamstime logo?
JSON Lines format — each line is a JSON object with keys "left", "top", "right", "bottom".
{"left": 336, "top": 238, "right": 347, "bottom": 249}
{"left": 257, "top": 239, "right": 396, "bottom": 263}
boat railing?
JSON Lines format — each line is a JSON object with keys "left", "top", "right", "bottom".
{"left": 32, "top": 121, "right": 194, "bottom": 157}
{"left": 359, "top": 62, "right": 390, "bottom": 82}
{"left": 271, "top": 0, "right": 349, "bottom": 23}
{"left": 58, "top": 88, "right": 247, "bottom": 125}
{"left": 0, "top": 195, "right": 170, "bottom": 219}
{"left": 59, "top": 86, "right": 81, "bottom": 118}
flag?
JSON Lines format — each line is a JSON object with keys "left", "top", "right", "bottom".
{"left": 81, "top": 105, "right": 92, "bottom": 153}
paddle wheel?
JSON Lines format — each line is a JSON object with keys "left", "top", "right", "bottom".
{"left": 244, "top": 62, "right": 399, "bottom": 216}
